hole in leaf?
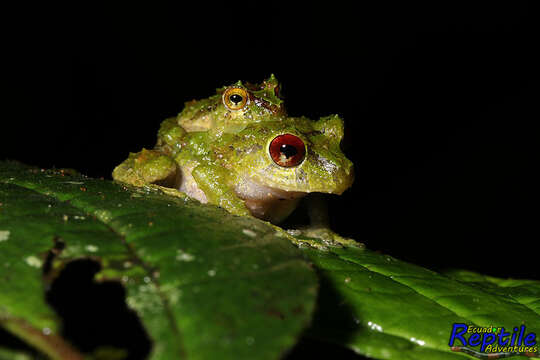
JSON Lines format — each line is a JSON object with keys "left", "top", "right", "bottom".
{"left": 45, "top": 259, "right": 151, "bottom": 359}
{"left": 42, "top": 236, "right": 65, "bottom": 277}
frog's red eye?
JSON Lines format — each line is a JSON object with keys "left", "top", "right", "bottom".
{"left": 223, "top": 87, "right": 249, "bottom": 110}
{"left": 269, "top": 134, "right": 306, "bottom": 167}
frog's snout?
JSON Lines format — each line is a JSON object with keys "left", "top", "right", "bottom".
{"left": 328, "top": 162, "right": 354, "bottom": 195}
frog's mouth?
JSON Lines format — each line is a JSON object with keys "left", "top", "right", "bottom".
{"left": 234, "top": 177, "right": 307, "bottom": 224}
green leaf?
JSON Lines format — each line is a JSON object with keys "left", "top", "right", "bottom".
{"left": 300, "top": 239, "right": 540, "bottom": 360}
{"left": 0, "top": 161, "right": 318, "bottom": 360}
{"left": 2, "top": 160, "right": 539, "bottom": 360}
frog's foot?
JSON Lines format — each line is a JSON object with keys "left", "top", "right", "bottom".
{"left": 291, "top": 227, "right": 364, "bottom": 249}
{"left": 112, "top": 149, "right": 179, "bottom": 188}
{"left": 267, "top": 224, "right": 329, "bottom": 250}
{"left": 148, "top": 184, "right": 190, "bottom": 200}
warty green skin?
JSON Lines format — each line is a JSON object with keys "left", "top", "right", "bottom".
{"left": 177, "top": 74, "right": 286, "bottom": 134}
{"left": 113, "top": 77, "right": 355, "bottom": 228}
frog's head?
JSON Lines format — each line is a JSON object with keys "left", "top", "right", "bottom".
{"left": 179, "top": 75, "right": 287, "bottom": 132}
{"left": 229, "top": 115, "right": 354, "bottom": 196}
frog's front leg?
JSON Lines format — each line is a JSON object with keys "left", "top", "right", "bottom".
{"left": 299, "top": 193, "right": 363, "bottom": 248}
{"left": 191, "top": 164, "right": 251, "bottom": 217}
{"left": 112, "top": 149, "right": 180, "bottom": 188}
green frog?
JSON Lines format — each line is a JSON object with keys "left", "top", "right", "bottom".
{"left": 113, "top": 75, "right": 359, "bottom": 248}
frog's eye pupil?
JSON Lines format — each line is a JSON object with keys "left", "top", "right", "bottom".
{"left": 229, "top": 94, "right": 243, "bottom": 104}
{"left": 280, "top": 144, "right": 298, "bottom": 158}
{"left": 269, "top": 134, "right": 306, "bottom": 167}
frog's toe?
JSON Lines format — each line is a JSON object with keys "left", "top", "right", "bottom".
{"left": 328, "top": 232, "right": 364, "bottom": 248}
{"left": 298, "top": 227, "right": 364, "bottom": 249}
{"left": 151, "top": 185, "right": 190, "bottom": 200}
{"left": 139, "top": 155, "right": 179, "bottom": 187}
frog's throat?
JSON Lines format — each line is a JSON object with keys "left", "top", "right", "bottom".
{"left": 177, "top": 165, "right": 304, "bottom": 224}
{"left": 234, "top": 177, "right": 306, "bottom": 224}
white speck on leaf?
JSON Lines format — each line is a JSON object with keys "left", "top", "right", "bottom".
{"left": 94, "top": 209, "right": 112, "bottom": 222}
{"left": 85, "top": 245, "right": 98, "bottom": 253}
{"left": 0, "top": 230, "right": 10, "bottom": 242}
{"left": 242, "top": 229, "right": 257, "bottom": 238}
{"left": 176, "top": 249, "right": 195, "bottom": 262}
{"left": 25, "top": 256, "right": 43, "bottom": 268}
{"left": 410, "top": 337, "right": 425, "bottom": 346}
{"left": 367, "top": 321, "right": 383, "bottom": 332}
{"left": 208, "top": 269, "right": 216, "bottom": 277}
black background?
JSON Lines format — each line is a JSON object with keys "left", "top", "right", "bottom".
{"left": 2, "top": 2, "right": 538, "bottom": 358}
{"left": 3, "top": 2, "right": 537, "bottom": 278}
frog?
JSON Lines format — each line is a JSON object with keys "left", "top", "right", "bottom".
{"left": 112, "top": 76, "right": 359, "bottom": 248}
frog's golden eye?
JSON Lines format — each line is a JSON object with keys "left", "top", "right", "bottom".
{"left": 223, "top": 87, "right": 249, "bottom": 110}
{"left": 269, "top": 134, "right": 306, "bottom": 167}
